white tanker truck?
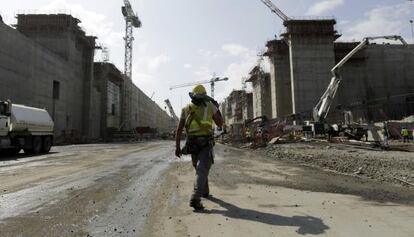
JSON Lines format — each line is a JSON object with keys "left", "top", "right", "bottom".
{"left": 0, "top": 100, "right": 54, "bottom": 155}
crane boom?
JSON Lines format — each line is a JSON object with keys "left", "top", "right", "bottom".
{"left": 259, "top": 0, "right": 290, "bottom": 22}
{"left": 169, "top": 77, "right": 229, "bottom": 98}
{"left": 164, "top": 99, "right": 178, "bottom": 121}
{"left": 169, "top": 79, "right": 212, "bottom": 90}
{"left": 313, "top": 35, "right": 408, "bottom": 122}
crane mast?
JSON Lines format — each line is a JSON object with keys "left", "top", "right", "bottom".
{"left": 164, "top": 99, "right": 179, "bottom": 122}
{"left": 121, "top": 0, "right": 141, "bottom": 130}
{"left": 122, "top": 0, "right": 141, "bottom": 81}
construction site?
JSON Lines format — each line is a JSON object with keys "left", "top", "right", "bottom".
{"left": 0, "top": 0, "right": 413, "bottom": 237}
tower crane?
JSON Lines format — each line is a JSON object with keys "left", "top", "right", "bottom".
{"left": 259, "top": 0, "right": 291, "bottom": 22}
{"left": 122, "top": 0, "right": 141, "bottom": 81}
{"left": 164, "top": 99, "right": 179, "bottom": 122}
{"left": 121, "top": 0, "right": 141, "bottom": 130}
{"left": 169, "top": 77, "right": 229, "bottom": 99}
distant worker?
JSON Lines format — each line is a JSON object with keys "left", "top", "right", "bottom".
{"left": 382, "top": 122, "right": 389, "bottom": 147}
{"left": 245, "top": 127, "right": 252, "bottom": 142}
{"left": 175, "top": 84, "right": 224, "bottom": 211}
{"left": 411, "top": 128, "right": 414, "bottom": 141}
{"left": 401, "top": 127, "right": 409, "bottom": 143}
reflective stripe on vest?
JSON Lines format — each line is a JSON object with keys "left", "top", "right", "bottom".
{"left": 186, "top": 102, "right": 214, "bottom": 136}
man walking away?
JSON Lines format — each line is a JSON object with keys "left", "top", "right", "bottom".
{"left": 175, "top": 85, "right": 223, "bottom": 211}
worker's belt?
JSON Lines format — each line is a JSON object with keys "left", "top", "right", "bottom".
{"left": 181, "top": 135, "right": 213, "bottom": 155}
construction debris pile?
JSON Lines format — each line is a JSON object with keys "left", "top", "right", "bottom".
{"left": 263, "top": 141, "right": 414, "bottom": 187}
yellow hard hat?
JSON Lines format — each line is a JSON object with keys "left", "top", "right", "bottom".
{"left": 192, "top": 84, "right": 207, "bottom": 95}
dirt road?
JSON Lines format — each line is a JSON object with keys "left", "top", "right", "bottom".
{"left": 145, "top": 144, "right": 414, "bottom": 237}
{"left": 0, "top": 142, "right": 175, "bottom": 237}
{"left": 1, "top": 141, "right": 413, "bottom": 237}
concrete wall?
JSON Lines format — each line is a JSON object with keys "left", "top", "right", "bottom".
{"left": 128, "top": 81, "right": 171, "bottom": 133}
{"left": 335, "top": 43, "right": 414, "bottom": 122}
{"left": 0, "top": 14, "right": 172, "bottom": 142}
{"left": 242, "top": 92, "right": 254, "bottom": 121}
{"left": 285, "top": 20, "right": 337, "bottom": 116}
{"left": 94, "top": 63, "right": 123, "bottom": 140}
{"left": 249, "top": 72, "right": 272, "bottom": 119}
{"left": 266, "top": 39, "right": 292, "bottom": 118}
{"left": 224, "top": 90, "right": 250, "bottom": 126}
{"left": 96, "top": 63, "right": 172, "bottom": 137}
{"left": 0, "top": 18, "right": 100, "bottom": 142}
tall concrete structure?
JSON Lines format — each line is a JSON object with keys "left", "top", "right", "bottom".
{"left": 223, "top": 90, "right": 253, "bottom": 142}
{"left": 265, "top": 39, "right": 292, "bottom": 118}
{"left": 263, "top": 18, "right": 413, "bottom": 123}
{"left": 94, "top": 63, "right": 123, "bottom": 141}
{"left": 0, "top": 14, "right": 100, "bottom": 142}
{"left": 284, "top": 19, "right": 338, "bottom": 115}
{"left": 0, "top": 14, "right": 172, "bottom": 143}
{"left": 247, "top": 66, "right": 272, "bottom": 118}
{"left": 242, "top": 92, "right": 254, "bottom": 121}
{"left": 334, "top": 43, "right": 414, "bottom": 122}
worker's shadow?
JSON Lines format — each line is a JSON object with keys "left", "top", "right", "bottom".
{"left": 205, "top": 196, "right": 329, "bottom": 235}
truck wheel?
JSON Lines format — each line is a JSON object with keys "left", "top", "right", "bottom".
{"left": 1, "top": 148, "right": 21, "bottom": 156}
{"left": 9, "top": 148, "right": 21, "bottom": 155}
{"left": 42, "top": 136, "right": 52, "bottom": 153}
{"left": 32, "top": 136, "right": 42, "bottom": 154}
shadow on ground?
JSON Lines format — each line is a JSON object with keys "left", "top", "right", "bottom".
{"left": 0, "top": 152, "right": 59, "bottom": 161}
{"left": 205, "top": 196, "right": 329, "bottom": 235}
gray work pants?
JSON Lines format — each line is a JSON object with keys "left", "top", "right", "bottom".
{"left": 191, "top": 145, "right": 213, "bottom": 201}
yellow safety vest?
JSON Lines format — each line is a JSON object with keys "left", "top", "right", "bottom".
{"left": 184, "top": 102, "right": 214, "bottom": 136}
{"left": 402, "top": 129, "right": 409, "bottom": 136}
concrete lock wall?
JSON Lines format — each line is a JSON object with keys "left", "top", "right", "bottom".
{"left": 285, "top": 20, "right": 337, "bottom": 116}
{"left": 0, "top": 20, "right": 100, "bottom": 142}
{"left": 336, "top": 43, "right": 414, "bottom": 122}
{"left": 251, "top": 73, "right": 272, "bottom": 119}
{"left": 0, "top": 14, "right": 172, "bottom": 142}
{"left": 128, "top": 81, "right": 170, "bottom": 133}
{"left": 266, "top": 40, "right": 292, "bottom": 118}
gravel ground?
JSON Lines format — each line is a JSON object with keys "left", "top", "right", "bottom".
{"left": 261, "top": 141, "right": 414, "bottom": 186}
{"left": 144, "top": 144, "right": 414, "bottom": 237}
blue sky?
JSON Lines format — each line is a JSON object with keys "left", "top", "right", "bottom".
{"left": 1, "top": 0, "right": 413, "bottom": 115}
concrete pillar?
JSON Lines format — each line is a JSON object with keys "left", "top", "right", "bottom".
{"left": 265, "top": 39, "right": 292, "bottom": 118}
{"left": 284, "top": 20, "right": 337, "bottom": 117}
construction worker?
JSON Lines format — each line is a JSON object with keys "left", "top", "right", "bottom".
{"left": 401, "top": 127, "right": 409, "bottom": 143}
{"left": 412, "top": 128, "right": 414, "bottom": 142}
{"left": 245, "top": 127, "right": 252, "bottom": 142}
{"left": 175, "top": 85, "right": 223, "bottom": 211}
{"left": 382, "top": 122, "right": 389, "bottom": 147}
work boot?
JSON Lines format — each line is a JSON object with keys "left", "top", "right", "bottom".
{"left": 189, "top": 199, "right": 204, "bottom": 211}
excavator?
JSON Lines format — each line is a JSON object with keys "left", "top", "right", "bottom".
{"left": 311, "top": 35, "right": 408, "bottom": 140}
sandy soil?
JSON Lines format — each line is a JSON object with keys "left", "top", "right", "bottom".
{"left": 0, "top": 141, "right": 175, "bottom": 237}
{"left": 144, "top": 144, "right": 414, "bottom": 237}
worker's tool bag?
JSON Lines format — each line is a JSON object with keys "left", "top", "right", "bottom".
{"left": 181, "top": 135, "right": 213, "bottom": 155}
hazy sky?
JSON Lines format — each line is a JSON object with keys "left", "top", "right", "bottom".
{"left": 1, "top": 0, "right": 413, "bottom": 115}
